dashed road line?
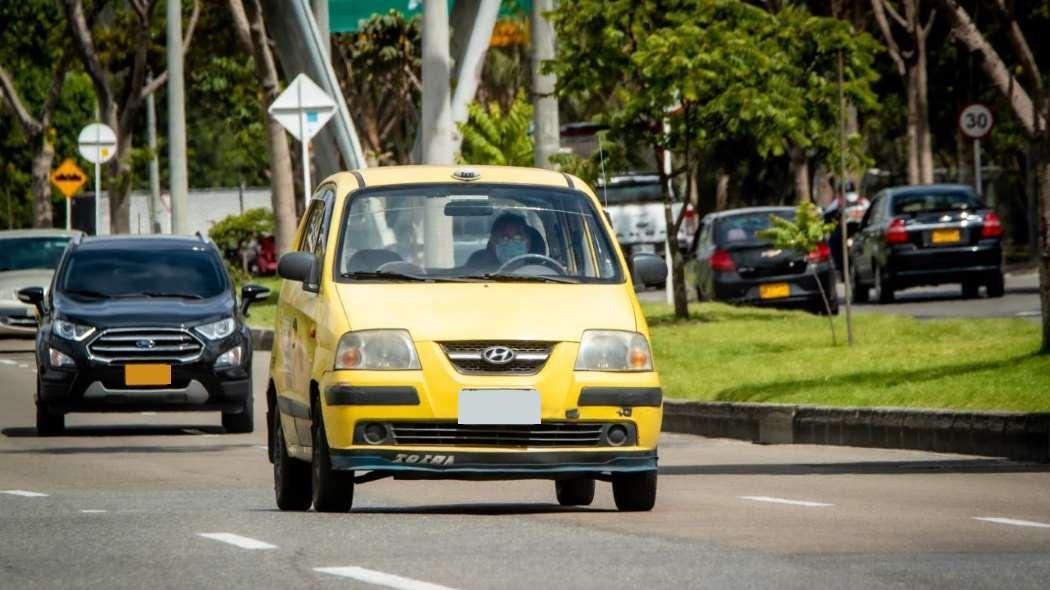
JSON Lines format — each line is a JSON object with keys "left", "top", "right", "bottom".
{"left": 315, "top": 566, "right": 459, "bottom": 590}
{"left": 140, "top": 412, "right": 157, "bottom": 416}
{"left": 253, "top": 445, "right": 268, "bottom": 450}
{"left": 0, "top": 359, "right": 17, "bottom": 365}
{"left": 17, "top": 363, "right": 28, "bottom": 368}
{"left": 974, "top": 517, "right": 1050, "bottom": 529}
{"left": 1, "top": 490, "right": 49, "bottom": 498}
{"left": 738, "top": 495, "right": 832, "bottom": 507}
{"left": 198, "top": 533, "right": 277, "bottom": 550}
{"left": 79, "top": 509, "right": 108, "bottom": 514}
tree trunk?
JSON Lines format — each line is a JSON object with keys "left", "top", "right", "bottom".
{"left": 916, "top": 38, "right": 934, "bottom": 183}
{"left": 1037, "top": 146, "right": 1050, "bottom": 352}
{"left": 106, "top": 104, "right": 133, "bottom": 235}
{"left": 905, "top": 63, "right": 922, "bottom": 184}
{"left": 657, "top": 147, "right": 688, "bottom": 319}
{"left": 31, "top": 135, "right": 56, "bottom": 228}
{"left": 789, "top": 143, "right": 810, "bottom": 203}
{"left": 715, "top": 168, "right": 730, "bottom": 211}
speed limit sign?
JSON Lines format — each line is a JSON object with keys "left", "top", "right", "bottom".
{"left": 958, "top": 103, "right": 994, "bottom": 139}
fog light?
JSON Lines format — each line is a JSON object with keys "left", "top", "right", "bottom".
{"left": 606, "top": 424, "right": 629, "bottom": 446}
{"left": 48, "top": 347, "right": 75, "bottom": 368}
{"left": 215, "top": 345, "right": 243, "bottom": 368}
{"left": 362, "top": 423, "right": 388, "bottom": 445}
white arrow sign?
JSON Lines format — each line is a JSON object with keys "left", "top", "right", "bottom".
{"left": 77, "top": 123, "right": 117, "bottom": 164}
{"left": 269, "top": 74, "right": 337, "bottom": 204}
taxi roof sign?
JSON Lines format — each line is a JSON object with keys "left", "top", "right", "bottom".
{"left": 50, "top": 158, "right": 88, "bottom": 199}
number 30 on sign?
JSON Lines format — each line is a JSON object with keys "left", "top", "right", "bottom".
{"left": 958, "top": 103, "right": 994, "bottom": 140}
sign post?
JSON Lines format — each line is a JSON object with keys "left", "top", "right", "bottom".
{"left": 958, "top": 103, "right": 994, "bottom": 198}
{"left": 49, "top": 159, "right": 89, "bottom": 230}
{"left": 77, "top": 123, "right": 117, "bottom": 234}
{"left": 268, "top": 74, "right": 336, "bottom": 208}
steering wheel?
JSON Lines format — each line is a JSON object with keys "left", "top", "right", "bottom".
{"left": 496, "top": 254, "right": 569, "bottom": 276}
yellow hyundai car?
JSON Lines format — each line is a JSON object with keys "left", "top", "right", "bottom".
{"left": 267, "top": 165, "right": 667, "bottom": 512}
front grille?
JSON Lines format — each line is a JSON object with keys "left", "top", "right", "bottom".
{"left": 440, "top": 341, "right": 554, "bottom": 375}
{"left": 375, "top": 421, "right": 629, "bottom": 447}
{"left": 87, "top": 327, "right": 204, "bottom": 364}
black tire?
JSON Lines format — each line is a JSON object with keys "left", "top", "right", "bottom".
{"left": 35, "top": 402, "right": 64, "bottom": 436}
{"left": 555, "top": 478, "right": 595, "bottom": 506}
{"left": 311, "top": 406, "right": 354, "bottom": 513}
{"left": 962, "top": 280, "right": 980, "bottom": 299}
{"left": 612, "top": 470, "right": 657, "bottom": 512}
{"left": 874, "top": 264, "right": 895, "bottom": 304}
{"left": 851, "top": 266, "right": 869, "bottom": 303}
{"left": 986, "top": 273, "right": 1005, "bottom": 298}
{"left": 273, "top": 413, "right": 312, "bottom": 511}
{"left": 222, "top": 391, "right": 254, "bottom": 434}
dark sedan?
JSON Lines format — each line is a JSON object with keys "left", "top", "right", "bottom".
{"left": 849, "top": 184, "right": 1004, "bottom": 303}
{"left": 691, "top": 207, "right": 838, "bottom": 314}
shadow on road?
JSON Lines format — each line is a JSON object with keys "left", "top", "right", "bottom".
{"left": 659, "top": 459, "right": 1050, "bottom": 476}
{"left": 2, "top": 424, "right": 228, "bottom": 438}
{"left": 248, "top": 503, "right": 617, "bottom": 515}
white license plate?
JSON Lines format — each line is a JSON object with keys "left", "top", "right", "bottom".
{"left": 458, "top": 389, "right": 540, "bottom": 425}
{"left": 635, "top": 243, "right": 656, "bottom": 254}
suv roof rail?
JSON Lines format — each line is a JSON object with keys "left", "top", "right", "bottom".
{"left": 71, "top": 233, "right": 84, "bottom": 245}
{"left": 194, "top": 231, "right": 209, "bottom": 243}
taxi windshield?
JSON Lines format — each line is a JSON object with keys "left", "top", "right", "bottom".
{"left": 336, "top": 185, "right": 622, "bottom": 283}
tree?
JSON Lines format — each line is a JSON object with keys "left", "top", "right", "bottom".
{"left": 933, "top": 0, "right": 1049, "bottom": 351}
{"left": 458, "top": 92, "right": 534, "bottom": 166}
{"left": 62, "top": 0, "right": 199, "bottom": 234}
{"left": 227, "top": 0, "right": 297, "bottom": 255}
{"left": 870, "top": 0, "right": 937, "bottom": 184}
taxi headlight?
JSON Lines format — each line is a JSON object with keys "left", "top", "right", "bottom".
{"left": 53, "top": 319, "right": 95, "bottom": 342}
{"left": 335, "top": 330, "right": 420, "bottom": 370}
{"left": 574, "top": 330, "right": 653, "bottom": 372}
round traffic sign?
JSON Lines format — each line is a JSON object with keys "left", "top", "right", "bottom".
{"left": 958, "top": 103, "right": 994, "bottom": 140}
{"left": 77, "top": 123, "right": 117, "bottom": 164}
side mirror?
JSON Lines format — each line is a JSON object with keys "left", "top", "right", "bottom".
{"left": 277, "top": 251, "right": 319, "bottom": 292}
{"left": 240, "top": 284, "right": 271, "bottom": 317}
{"left": 631, "top": 253, "right": 667, "bottom": 287}
{"left": 17, "top": 286, "right": 46, "bottom": 316}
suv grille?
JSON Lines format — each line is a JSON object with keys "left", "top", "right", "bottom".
{"left": 378, "top": 422, "right": 627, "bottom": 447}
{"left": 87, "top": 327, "right": 204, "bottom": 364}
{"left": 439, "top": 341, "right": 554, "bottom": 375}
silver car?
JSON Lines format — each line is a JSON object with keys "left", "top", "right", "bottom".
{"left": 0, "top": 229, "right": 78, "bottom": 335}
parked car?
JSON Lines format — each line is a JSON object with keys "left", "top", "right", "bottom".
{"left": 0, "top": 230, "right": 78, "bottom": 335}
{"left": 823, "top": 189, "right": 870, "bottom": 273}
{"left": 600, "top": 173, "right": 697, "bottom": 261}
{"left": 18, "top": 234, "right": 271, "bottom": 435}
{"left": 691, "top": 207, "right": 838, "bottom": 314}
{"left": 269, "top": 165, "right": 666, "bottom": 513}
{"left": 849, "top": 184, "right": 1004, "bottom": 303}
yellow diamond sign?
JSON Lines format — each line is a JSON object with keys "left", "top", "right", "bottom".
{"left": 50, "top": 158, "right": 88, "bottom": 199}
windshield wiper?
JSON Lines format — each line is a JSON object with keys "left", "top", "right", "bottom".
{"left": 461, "top": 273, "right": 579, "bottom": 284}
{"left": 341, "top": 270, "right": 468, "bottom": 283}
{"left": 62, "top": 288, "right": 110, "bottom": 300}
{"left": 141, "top": 291, "right": 205, "bottom": 300}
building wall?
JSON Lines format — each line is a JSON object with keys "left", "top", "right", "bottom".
{"left": 95, "top": 188, "right": 273, "bottom": 236}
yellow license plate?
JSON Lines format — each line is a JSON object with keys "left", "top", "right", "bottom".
{"left": 931, "top": 228, "right": 961, "bottom": 244}
{"left": 125, "top": 364, "right": 171, "bottom": 386}
{"left": 759, "top": 283, "right": 790, "bottom": 299}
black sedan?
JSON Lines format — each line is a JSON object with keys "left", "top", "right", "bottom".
{"left": 849, "top": 184, "right": 1004, "bottom": 303}
{"left": 691, "top": 207, "right": 838, "bottom": 314}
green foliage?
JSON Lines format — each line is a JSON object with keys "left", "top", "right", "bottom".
{"left": 208, "top": 207, "right": 275, "bottom": 257}
{"left": 457, "top": 92, "right": 534, "bottom": 166}
{"left": 758, "top": 202, "right": 837, "bottom": 255}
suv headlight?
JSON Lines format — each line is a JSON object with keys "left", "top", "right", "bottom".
{"left": 574, "top": 330, "right": 653, "bottom": 372}
{"left": 53, "top": 319, "right": 95, "bottom": 342}
{"left": 335, "top": 330, "right": 420, "bottom": 370}
{"left": 196, "top": 317, "right": 236, "bottom": 340}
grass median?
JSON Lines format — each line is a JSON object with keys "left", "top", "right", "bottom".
{"left": 644, "top": 301, "right": 1049, "bottom": 412}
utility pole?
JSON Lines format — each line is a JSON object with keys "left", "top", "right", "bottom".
{"left": 531, "top": 0, "right": 560, "bottom": 168}
{"left": 421, "top": 0, "right": 454, "bottom": 267}
{"left": 837, "top": 51, "right": 854, "bottom": 346}
{"left": 167, "top": 0, "right": 189, "bottom": 235}
{"left": 310, "top": 0, "right": 330, "bottom": 58}
{"left": 145, "top": 71, "right": 162, "bottom": 234}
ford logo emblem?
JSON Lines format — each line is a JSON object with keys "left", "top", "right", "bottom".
{"left": 135, "top": 339, "right": 156, "bottom": 350}
{"left": 481, "top": 346, "right": 516, "bottom": 365}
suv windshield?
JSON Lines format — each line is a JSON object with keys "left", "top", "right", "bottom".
{"left": 337, "top": 185, "right": 622, "bottom": 283}
{"left": 716, "top": 211, "right": 794, "bottom": 245}
{"left": 60, "top": 246, "right": 227, "bottom": 299}
{"left": 892, "top": 191, "right": 981, "bottom": 215}
{"left": 0, "top": 237, "right": 71, "bottom": 271}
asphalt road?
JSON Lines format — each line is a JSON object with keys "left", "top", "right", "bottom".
{"left": 2, "top": 347, "right": 1050, "bottom": 589}
{"left": 640, "top": 271, "right": 1043, "bottom": 321}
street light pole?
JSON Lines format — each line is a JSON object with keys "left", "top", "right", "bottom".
{"left": 531, "top": 0, "right": 560, "bottom": 168}
{"left": 167, "top": 0, "right": 189, "bottom": 235}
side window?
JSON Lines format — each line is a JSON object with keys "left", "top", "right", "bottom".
{"left": 298, "top": 202, "right": 324, "bottom": 254}
{"left": 312, "top": 189, "right": 334, "bottom": 260}
{"left": 861, "top": 195, "right": 881, "bottom": 227}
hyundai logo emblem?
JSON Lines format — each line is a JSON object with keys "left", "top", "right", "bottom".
{"left": 481, "top": 345, "right": 516, "bottom": 365}
{"left": 135, "top": 339, "right": 156, "bottom": 350}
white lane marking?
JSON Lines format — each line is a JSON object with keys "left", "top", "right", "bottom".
{"left": 80, "top": 509, "right": 108, "bottom": 514}
{"left": 974, "top": 517, "right": 1050, "bottom": 529}
{"left": 140, "top": 412, "right": 157, "bottom": 416}
{"left": 738, "top": 495, "right": 832, "bottom": 507}
{"left": 1016, "top": 311, "right": 1041, "bottom": 317}
{"left": 17, "top": 363, "right": 28, "bottom": 368}
{"left": 315, "top": 566, "right": 459, "bottom": 590}
{"left": 253, "top": 445, "right": 268, "bottom": 450}
{"left": 1, "top": 490, "right": 49, "bottom": 498}
{"left": 0, "top": 359, "right": 17, "bottom": 366}
{"left": 198, "top": 532, "right": 276, "bottom": 550}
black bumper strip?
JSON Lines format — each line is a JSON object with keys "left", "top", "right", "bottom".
{"left": 326, "top": 385, "right": 420, "bottom": 406}
{"left": 578, "top": 387, "right": 663, "bottom": 407}
{"left": 277, "top": 395, "right": 310, "bottom": 419}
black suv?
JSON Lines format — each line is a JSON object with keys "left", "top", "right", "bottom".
{"left": 17, "top": 235, "right": 271, "bottom": 435}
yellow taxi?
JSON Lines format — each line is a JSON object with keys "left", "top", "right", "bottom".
{"left": 267, "top": 165, "right": 667, "bottom": 512}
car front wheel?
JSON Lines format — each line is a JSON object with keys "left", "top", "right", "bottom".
{"left": 311, "top": 406, "right": 354, "bottom": 513}
{"left": 35, "top": 380, "right": 64, "bottom": 436}
{"left": 555, "top": 478, "right": 595, "bottom": 506}
{"left": 612, "top": 470, "right": 657, "bottom": 512}
{"left": 222, "top": 389, "right": 254, "bottom": 434}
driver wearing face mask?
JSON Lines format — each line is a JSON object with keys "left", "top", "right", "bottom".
{"left": 465, "top": 212, "right": 537, "bottom": 271}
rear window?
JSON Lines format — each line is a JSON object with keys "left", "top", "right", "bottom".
{"left": 716, "top": 211, "right": 794, "bottom": 244}
{"left": 891, "top": 191, "right": 981, "bottom": 215}
{"left": 602, "top": 181, "right": 663, "bottom": 205}
{"left": 61, "top": 247, "right": 227, "bottom": 299}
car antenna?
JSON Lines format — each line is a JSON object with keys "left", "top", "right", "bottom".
{"left": 598, "top": 131, "right": 609, "bottom": 208}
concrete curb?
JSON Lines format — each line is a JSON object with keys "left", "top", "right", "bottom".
{"left": 663, "top": 399, "right": 1050, "bottom": 463}
{"left": 250, "top": 328, "right": 274, "bottom": 352}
